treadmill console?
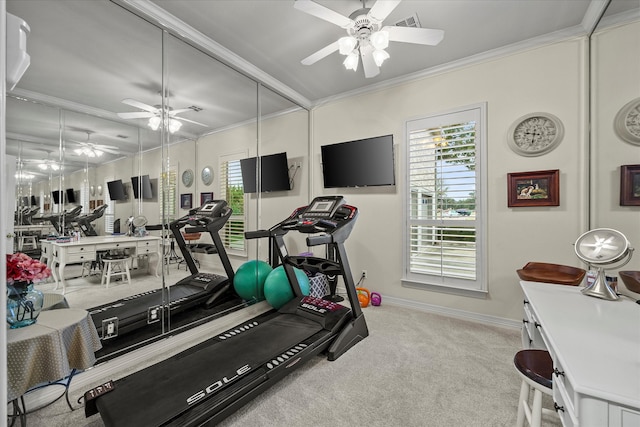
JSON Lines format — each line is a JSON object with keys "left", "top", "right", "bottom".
{"left": 282, "top": 196, "right": 356, "bottom": 234}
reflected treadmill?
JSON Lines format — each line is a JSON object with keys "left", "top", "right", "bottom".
{"left": 88, "top": 196, "right": 369, "bottom": 426}
{"left": 88, "top": 200, "right": 237, "bottom": 341}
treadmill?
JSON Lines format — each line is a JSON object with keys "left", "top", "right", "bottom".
{"left": 87, "top": 196, "right": 369, "bottom": 426}
{"left": 72, "top": 204, "right": 108, "bottom": 236}
{"left": 42, "top": 205, "right": 82, "bottom": 234}
{"left": 88, "top": 200, "right": 238, "bottom": 341}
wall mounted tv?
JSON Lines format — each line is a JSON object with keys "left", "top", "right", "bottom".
{"left": 66, "top": 188, "right": 76, "bottom": 204}
{"left": 321, "top": 134, "right": 395, "bottom": 188}
{"left": 51, "top": 190, "right": 63, "bottom": 204}
{"left": 131, "top": 175, "right": 153, "bottom": 199}
{"left": 240, "top": 152, "right": 291, "bottom": 193}
{"left": 107, "top": 179, "right": 127, "bottom": 201}
{"left": 30, "top": 195, "right": 37, "bottom": 206}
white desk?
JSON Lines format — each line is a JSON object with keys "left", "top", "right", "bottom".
{"left": 521, "top": 281, "right": 640, "bottom": 427}
{"left": 50, "top": 235, "right": 162, "bottom": 294}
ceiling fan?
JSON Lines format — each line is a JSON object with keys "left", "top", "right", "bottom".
{"left": 294, "top": 0, "right": 444, "bottom": 78}
{"left": 117, "top": 98, "right": 207, "bottom": 133}
{"left": 70, "top": 131, "right": 119, "bottom": 157}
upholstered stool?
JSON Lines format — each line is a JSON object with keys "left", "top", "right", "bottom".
{"left": 514, "top": 349, "right": 558, "bottom": 427}
{"left": 101, "top": 254, "right": 132, "bottom": 288}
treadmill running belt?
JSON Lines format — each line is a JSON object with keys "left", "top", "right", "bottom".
{"left": 96, "top": 314, "right": 323, "bottom": 427}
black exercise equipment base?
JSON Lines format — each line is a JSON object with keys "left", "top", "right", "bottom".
{"left": 91, "top": 296, "right": 367, "bottom": 426}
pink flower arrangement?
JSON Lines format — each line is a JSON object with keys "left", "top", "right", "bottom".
{"left": 6, "top": 252, "right": 51, "bottom": 284}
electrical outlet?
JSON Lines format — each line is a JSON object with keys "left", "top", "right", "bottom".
{"left": 362, "top": 270, "right": 367, "bottom": 278}
{"left": 102, "top": 317, "right": 119, "bottom": 339}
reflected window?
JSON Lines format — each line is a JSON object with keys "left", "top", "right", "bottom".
{"left": 219, "top": 153, "right": 246, "bottom": 255}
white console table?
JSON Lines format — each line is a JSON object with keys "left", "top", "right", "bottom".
{"left": 50, "top": 235, "right": 162, "bottom": 294}
{"left": 521, "top": 281, "right": 640, "bottom": 427}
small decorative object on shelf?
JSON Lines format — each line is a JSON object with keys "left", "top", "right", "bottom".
{"left": 6, "top": 252, "right": 51, "bottom": 328}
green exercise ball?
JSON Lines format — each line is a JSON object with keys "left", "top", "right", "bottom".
{"left": 263, "top": 265, "right": 310, "bottom": 309}
{"left": 233, "top": 260, "right": 272, "bottom": 301}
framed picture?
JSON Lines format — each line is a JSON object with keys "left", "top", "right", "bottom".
{"left": 89, "top": 200, "right": 96, "bottom": 210}
{"left": 180, "top": 193, "right": 193, "bottom": 209}
{"left": 200, "top": 192, "right": 213, "bottom": 205}
{"left": 507, "top": 169, "right": 560, "bottom": 207}
{"left": 96, "top": 200, "right": 103, "bottom": 207}
{"left": 620, "top": 164, "right": 640, "bottom": 206}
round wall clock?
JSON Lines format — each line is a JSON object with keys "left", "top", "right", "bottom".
{"left": 614, "top": 97, "right": 640, "bottom": 145}
{"left": 201, "top": 166, "right": 214, "bottom": 186}
{"left": 507, "top": 112, "right": 564, "bottom": 156}
{"left": 181, "top": 169, "right": 194, "bottom": 187}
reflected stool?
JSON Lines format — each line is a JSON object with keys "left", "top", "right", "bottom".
{"left": 101, "top": 254, "right": 132, "bottom": 288}
{"left": 514, "top": 349, "right": 558, "bottom": 427}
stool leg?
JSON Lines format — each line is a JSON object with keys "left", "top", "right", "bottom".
{"left": 106, "top": 262, "right": 113, "bottom": 288}
{"left": 530, "top": 389, "right": 543, "bottom": 427}
{"left": 101, "top": 263, "right": 107, "bottom": 286}
{"left": 516, "top": 380, "right": 529, "bottom": 427}
{"left": 124, "top": 261, "right": 131, "bottom": 286}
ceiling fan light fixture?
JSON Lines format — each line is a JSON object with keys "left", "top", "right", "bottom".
{"left": 338, "top": 36, "right": 358, "bottom": 55}
{"left": 168, "top": 118, "right": 182, "bottom": 133}
{"left": 148, "top": 116, "right": 161, "bottom": 131}
{"left": 370, "top": 30, "right": 389, "bottom": 50}
{"left": 343, "top": 51, "right": 359, "bottom": 71}
{"left": 372, "top": 48, "right": 390, "bottom": 66}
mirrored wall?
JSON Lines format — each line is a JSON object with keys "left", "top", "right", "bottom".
{"left": 6, "top": 0, "right": 309, "bottom": 359}
{"left": 590, "top": 0, "right": 640, "bottom": 273}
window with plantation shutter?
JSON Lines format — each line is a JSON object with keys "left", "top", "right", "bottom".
{"left": 219, "top": 153, "right": 246, "bottom": 256}
{"left": 104, "top": 179, "right": 116, "bottom": 234}
{"left": 404, "top": 104, "right": 486, "bottom": 293}
{"left": 159, "top": 169, "right": 177, "bottom": 223}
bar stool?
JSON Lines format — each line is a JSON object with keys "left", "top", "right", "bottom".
{"left": 18, "top": 235, "right": 38, "bottom": 251}
{"left": 514, "top": 349, "right": 557, "bottom": 427}
{"left": 101, "top": 253, "right": 132, "bottom": 288}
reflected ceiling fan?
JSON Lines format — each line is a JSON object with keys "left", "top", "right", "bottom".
{"left": 117, "top": 98, "right": 207, "bottom": 133}
{"left": 294, "top": 0, "right": 444, "bottom": 78}
{"left": 69, "top": 131, "right": 119, "bottom": 157}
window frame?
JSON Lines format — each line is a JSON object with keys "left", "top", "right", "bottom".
{"left": 402, "top": 103, "right": 488, "bottom": 297}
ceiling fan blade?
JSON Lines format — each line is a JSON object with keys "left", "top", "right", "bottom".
{"left": 173, "top": 116, "right": 208, "bottom": 127}
{"left": 360, "top": 46, "right": 380, "bottom": 79}
{"left": 121, "top": 98, "right": 158, "bottom": 113}
{"left": 301, "top": 40, "right": 340, "bottom": 65}
{"left": 168, "top": 108, "right": 192, "bottom": 116}
{"left": 97, "top": 147, "right": 119, "bottom": 155}
{"left": 384, "top": 26, "right": 444, "bottom": 46}
{"left": 95, "top": 144, "right": 119, "bottom": 150}
{"left": 294, "top": 0, "right": 353, "bottom": 28}
{"left": 117, "top": 111, "right": 154, "bottom": 119}
{"left": 368, "top": 0, "right": 402, "bottom": 22}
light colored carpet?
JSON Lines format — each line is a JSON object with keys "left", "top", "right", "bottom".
{"left": 13, "top": 298, "right": 562, "bottom": 426}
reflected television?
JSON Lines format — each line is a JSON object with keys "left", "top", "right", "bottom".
{"left": 240, "top": 152, "right": 291, "bottom": 193}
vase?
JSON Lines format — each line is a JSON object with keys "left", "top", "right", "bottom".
{"left": 6, "top": 281, "right": 44, "bottom": 328}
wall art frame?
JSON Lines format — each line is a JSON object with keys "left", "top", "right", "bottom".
{"left": 180, "top": 193, "right": 193, "bottom": 209}
{"left": 200, "top": 192, "right": 213, "bottom": 205}
{"left": 508, "top": 169, "right": 560, "bottom": 207}
{"left": 620, "top": 164, "right": 640, "bottom": 206}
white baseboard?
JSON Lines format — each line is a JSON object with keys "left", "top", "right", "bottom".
{"left": 382, "top": 295, "right": 521, "bottom": 330}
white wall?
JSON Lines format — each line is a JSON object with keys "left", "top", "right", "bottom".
{"left": 311, "top": 37, "right": 589, "bottom": 322}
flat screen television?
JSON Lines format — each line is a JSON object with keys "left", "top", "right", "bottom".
{"left": 131, "top": 175, "right": 153, "bottom": 199}
{"left": 51, "top": 190, "right": 63, "bottom": 204}
{"left": 30, "top": 195, "right": 37, "bottom": 206}
{"left": 107, "top": 179, "right": 127, "bottom": 200}
{"left": 66, "top": 188, "right": 76, "bottom": 204}
{"left": 240, "top": 152, "right": 291, "bottom": 193}
{"left": 321, "top": 134, "right": 395, "bottom": 188}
